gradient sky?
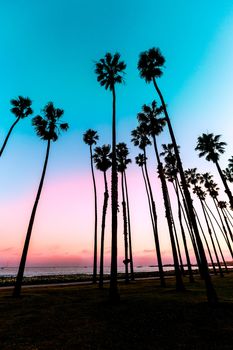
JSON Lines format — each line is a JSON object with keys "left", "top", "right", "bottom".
{"left": 0, "top": 0, "right": 233, "bottom": 267}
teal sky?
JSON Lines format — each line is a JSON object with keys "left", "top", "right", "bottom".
{"left": 1, "top": 1, "right": 233, "bottom": 265}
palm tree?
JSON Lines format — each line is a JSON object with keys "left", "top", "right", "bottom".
{"left": 138, "top": 47, "right": 217, "bottom": 304}
{"left": 93, "top": 144, "right": 112, "bottom": 288}
{"left": 200, "top": 173, "right": 233, "bottom": 258}
{"left": 132, "top": 125, "right": 166, "bottom": 287}
{"left": 185, "top": 169, "right": 217, "bottom": 275}
{"left": 223, "top": 157, "right": 233, "bottom": 183}
{"left": 193, "top": 184, "right": 224, "bottom": 277}
{"left": 83, "top": 129, "right": 99, "bottom": 284}
{"left": 0, "top": 96, "right": 33, "bottom": 157}
{"left": 124, "top": 164, "right": 135, "bottom": 281}
{"left": 195, "top": 133, "right": 233, "bottom": 209}
{"left": 218, "top": 201, "right": 233, "bottom": 242}
{"left": 95, "top": 52, "right": 126, "bottom": 301}
{"left": 161, "top": 144, "right": 194, "bottom": 282}
{"left": 116, "top": 142, "right": 131, "bottom": 283}
{"left": 13, "top": 102, "right": 69, "bottom": 297}
{"left": 116, "top": 142, "right": 134, "bottom": 281}
{"left": 135, "top": 153, "right": 155, "bottom": 235}
{"left": 137, "top": 101, "right": 184, "bottom": 290}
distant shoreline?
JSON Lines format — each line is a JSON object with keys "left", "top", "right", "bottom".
{"left": 1, "top": 265, "right": 233, "bottom": 287}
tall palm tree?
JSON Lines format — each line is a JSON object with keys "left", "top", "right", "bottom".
{"left": 193, "top": 184, "right": 224, "bottom": 277}
{"left": 161, "top": 144, "right": 194, "bottom": 282}
{"left": 116, "top": 142, "right": 131, "bottom": 283}
{"left": 13, "top": 102, "right": 69, "bottom": 297}
{"left": 83, "top": 129, "right": 99, "bottom": 283}
{"left": 116, "top": 142, "right": 134, "bottom": 281}
{"left": 223, "top": 156, "right": 233, "bottom": 183}
{"left": 138, "top": 47, "right": 217, "bottom": 303}
{"left": 200, "top": 173, "right": 233, "bottom": 258}
{"left": 135, "top": 153, "right": 155, "bottom": 236}
{"left": 95, "top": 52, "right": 126, "bottom": 301}
{"left": 195, "top": 133, "right": 233, "bottom": 209}
{"left": 137, "top": 101, "right": 184, "bottom": 290}
{"left": 0, "top": 96, "right": 33, "bottom": 157}
{"left": 185, "top": 169, "right": 217, "bottom": 275}
{"left": 93, "top": 144, "right": 112, "bottom": 288}
{"left": 132, "top": 125, "right": 166, "bottom": 287}
{"left": 218, "top": 201, "right": 233, "bottom": 242}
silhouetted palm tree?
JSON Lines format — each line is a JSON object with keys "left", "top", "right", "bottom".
{"left": 116, "top": 142, "right": 132, "bottom": 283}
{"left": 137, "top": 101, "right": 184, "bottom": 290}
{"left": 0, "top": 96, "right": 33, "bottom": 157}
{"left": 13, "top": 102, "right": 69, "bottom": 297}
{"left": 161, "top": 144, "right": 194, "bottom": 282}
{"left": 83, "top": 129, "right": 99, "bottom": 283}
{"left": 95, "top": 52, "right": 126, "bottom": 301}
{"left": 193, "top": 184, "right": 224, "bottom": 277}
{"left": 223, "top": 157, "right": 233, "bottom": 183}
{"left": 116, "top": 142, "right": 134, "bottom": 281}
{"left": 218, "top": 201, "right": 233, "bottom": 242}
{"left": 93, "top": 144, "right": 112, "bottom": 288}
{"left": 138, "top": 47, "right": 217, "bottom": 303}
{"left": 200, "top": 173, "right": 233, "bottom": 259}
{"left": 135, "top": 153, "right": 155, "bottom": 237}
{"left": 195, "top": 133, "right": 233, "bottom": 209}
{"left": 185, "top": 169, "right": 217, "bottom": 275}
{"left": 132, "top": 125, "right": 165, "bottom": 287}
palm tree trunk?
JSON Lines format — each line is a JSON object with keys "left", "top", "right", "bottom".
{"left": 194, "top": 207, "right": 217, "bottom": 275}
{"left": 152, "top": 135, "right": 184, "bottom": 291}
{"left": 177, "top": 181, "right": 202, "bottom": 272}
{"left": 0, "top": 117, "right": 20, "bottom": 157}
{"left": 200, "top": 201, "right": 224, "bottom": 277}
{"left": 110, "top": 85, "right": 119, "bottom": 301}
{"left": 152, "top": 77, "right": 218, "bottom": 304}
{"left": 225, "top": 206, "right": 233, "bottom": 223}
{"left": 177, "top": 182, "right": 202, "bottom": 268}
{"left": 99, "top": 171, "right": 109, "bottom": 288}
{"left": 143, "top": 149, "right": 165, "bottom": 287}
{"left": 168, "top": 195, "right": 185, "bottom": 275}
{"left": 141, "top": 167, "right": 155, "bottom": 230}
{"left": 123, "top": 171, "right": 134, "bottom": 280}
{"left": 121, "top": 172, "right": 129, "bottom": 283}
{"left": 13, "top": 139, "right": 51, "bottom": 297}
{"left": 204, "top": 203, "right": 228, "bottom": 273}
{"left": 215, "top": 161, "right": 233, "bottom": 208}
{"left": 90, "top": 145, "right": 98, "bottom": 284}
{"left": 223, "top": 208, "right": 233, "bottom": 238}
{"left": 213, "top": 199, "right": 233, "bottom": 258}
{"left": 174, "top": 180, "right": 194, "bottom": 282}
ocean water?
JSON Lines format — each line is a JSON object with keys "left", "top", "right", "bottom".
{"left": 0, "top": 265, "right": 174, "bottom": 278}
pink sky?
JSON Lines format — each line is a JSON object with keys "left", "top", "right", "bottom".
{"left": 0, "top": 167, "right": 231, "bottom": 268}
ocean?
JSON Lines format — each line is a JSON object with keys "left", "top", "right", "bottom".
{"left": 0, "top": 265, "right": 175, "bottom": 277}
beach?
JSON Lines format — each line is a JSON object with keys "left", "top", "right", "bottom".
{"left": 0, "top": 274, "right": 233, "bottom": 349}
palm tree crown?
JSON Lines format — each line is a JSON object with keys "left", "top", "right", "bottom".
{"left": 11, "top": 96, "right": 33, "bottom": 118}
{"left": 116, "top": 142, "right": 131, "bottom": 173}
{"left": 83, "top": 129, "right": 99, "bottom": 146}
{"left": 95, "top": 52, "right": 126, "bottom": 91}
{"left": 135, "top": 153, "right": 147, "bottom": 167}
{"left": 184, "top": 168, "right": 201, "bottom": 186}
{"left": 138, "top": 47, "right": 165, "bottom": 83}
{"left": 32, "top": 102, "right": 68, "bottom": 141}
{"left": 195, "top": 133, "right": 226, "bottom": 162}
{"left": 93, "top": 144, "right": 112, "bottom": 172}
{"left": 137, "top": 100, "right": 166, "bottom": 137}
{"left": 131, "top": 124, "right": 151, "bottom": 150}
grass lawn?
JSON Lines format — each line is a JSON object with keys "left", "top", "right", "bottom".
{"left": 0, "top": 274, "right": 233, "bottom": 349}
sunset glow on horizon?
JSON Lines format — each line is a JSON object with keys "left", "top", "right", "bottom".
{"left": 1, "top": 0, "right": 233, "bottom": 269}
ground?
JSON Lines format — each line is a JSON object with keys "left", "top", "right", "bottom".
{"left": 0, "top": 274, "right": 233, "bottom": 349}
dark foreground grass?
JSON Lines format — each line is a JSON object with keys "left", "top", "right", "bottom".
{"left": 0, "top": 274, "right": 233, "bottom": 350}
